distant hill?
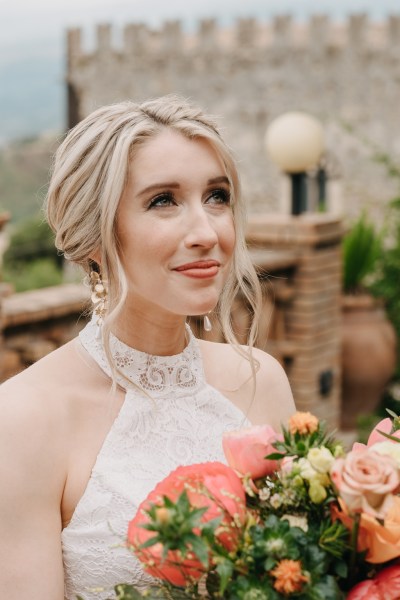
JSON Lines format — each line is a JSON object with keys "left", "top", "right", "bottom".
{"left": 0, "top": 51, "right": 64, "bottom": 145}
{"left": 0, "top": 135, "right": 59, "bottom": 225}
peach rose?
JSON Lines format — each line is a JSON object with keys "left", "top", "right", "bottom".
{"left": 330, "top": 447, "right": 400, "bottom": 518}
{"left": 222, "top": 424, "right": 281, "bottom": 479}
{"left": 128, "top": 462, "right": 247, "bottom": 585}
{"left": 288, "top": 412, "right": 318, "bottom": 435}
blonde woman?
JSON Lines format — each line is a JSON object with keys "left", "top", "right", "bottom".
{"left": 0, "top": 96, "right": 295, "bottom": 599}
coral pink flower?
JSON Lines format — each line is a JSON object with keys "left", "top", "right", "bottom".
{"left": 368, "top": 417, "right": 400, "bottom": 447}
{"left": 222, "top": 424, "right": 281, "bottom": 479}
{"left": 128, "top": 462, "right": 246, "bottom": 586}
{"left": 347, "top": 565, "right": 400, "bottom": 599}
{"left": 330, "top": 447, "right": 399, "bottom": 518}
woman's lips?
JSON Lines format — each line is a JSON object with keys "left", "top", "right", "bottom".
{"left": 174, "top": 260, "right": 220, "bottom": 279}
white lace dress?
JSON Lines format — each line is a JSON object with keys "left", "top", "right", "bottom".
{"left": 61, "top": 320, "right": 249, "bottom": 600}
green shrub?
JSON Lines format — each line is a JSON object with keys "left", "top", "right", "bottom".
{"left": 342, "top": 212, "right": 382, "bottom": 294}
{"left": 3, "top": 257, "right": 63, "bottom": 292}
{"left": 3, "top": 216, "right": 62, "bottom": 268}
{"left": 2, "top": 215, "right": 63, "bottom": 291}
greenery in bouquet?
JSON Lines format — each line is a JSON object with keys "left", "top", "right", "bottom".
{"left": 97, "top": 411, "right": 400, "bottom": 600}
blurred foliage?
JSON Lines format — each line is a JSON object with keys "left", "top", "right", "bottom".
{"left": 0, "top": 135, "right": 57, "bottom": 223}
{"left": 2, "top": 216, "right": 63, "bottom": 291}
{"left": 342, "top": 211, "right": 382, "bottom": 294}
{"left": 365, "top": 149, "right": 400, "bottom": 375}
{"left": 3, "top": 216, "right": 60, "bottom": 265}
{"left": 3, "top": 258, "right": 63, "bottom": 292}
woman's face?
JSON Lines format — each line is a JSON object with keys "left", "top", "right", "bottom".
{"left": 116, "top": 128, "right": 236, "bottom": 321}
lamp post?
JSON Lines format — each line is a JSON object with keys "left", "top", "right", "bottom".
{"left": 265, "top": 112, "right": 324, "bottom": 215}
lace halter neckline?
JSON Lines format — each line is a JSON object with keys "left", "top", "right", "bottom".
{"left": 79, "top": 319, "right": 205, "bottom": 398}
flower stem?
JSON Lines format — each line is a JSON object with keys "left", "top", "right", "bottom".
{"left": 349, "top": 513, "right": 360, "bottom": 585}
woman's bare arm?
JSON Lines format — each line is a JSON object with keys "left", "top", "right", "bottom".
{"left": 0, "top": 378, "right": 67, "bottom": 599}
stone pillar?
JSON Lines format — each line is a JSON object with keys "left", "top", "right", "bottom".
{"left": 246, "top": 213, "right": 344, "bottom": 427}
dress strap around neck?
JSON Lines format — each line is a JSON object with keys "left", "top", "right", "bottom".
{"left": 78, "top": 319, "right": 205, "bottom": 398}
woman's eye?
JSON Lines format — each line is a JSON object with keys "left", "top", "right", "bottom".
{"left": 148, "top": 193, "right": 175, "bottom": 209}
{"left": 207, "top": 189, "right": 231, "bottom": 205}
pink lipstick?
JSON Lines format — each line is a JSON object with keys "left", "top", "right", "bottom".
{"left": 174, "top": 260, "right": 220, "bottom": 279}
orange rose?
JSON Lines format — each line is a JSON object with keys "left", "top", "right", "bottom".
{"left": 128, "top": 462, "right": 247, "bottom": 585}
{"left": 333, "top": 496, "right": 400, "bottom": 563}
{"left": 222, "top": 424, "right": 281, "bottom": 479}
{"left": 288, "top": 412, "right": 319, "bottom": 435}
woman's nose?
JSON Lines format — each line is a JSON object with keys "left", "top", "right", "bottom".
{"left": 183, "top": 206, "right": 219, "bottom": 249}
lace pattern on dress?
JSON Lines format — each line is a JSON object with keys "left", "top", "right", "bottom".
{"left": 61, "top": 319, "right": 249, "bottom": 600}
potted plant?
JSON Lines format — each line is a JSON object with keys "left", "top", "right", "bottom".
{"left": 341, "top": 212, "right": 397, "bottom": 429}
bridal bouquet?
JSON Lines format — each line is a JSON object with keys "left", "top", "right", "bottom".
{"left": 115, "top": 411, "right": 400, "bottom": 599}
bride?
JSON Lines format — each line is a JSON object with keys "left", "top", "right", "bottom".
{"left": 0, "top": 96, "right": 295, "bottom": 599}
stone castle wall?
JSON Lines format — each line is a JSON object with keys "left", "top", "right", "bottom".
{"left": 66, "top": 15, "right": 400, "bottom": 221}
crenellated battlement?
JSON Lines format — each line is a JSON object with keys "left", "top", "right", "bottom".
{"left": 67, "top": 15, "right": 400, "bottom": 66}
{"left": 66, "top": 14, "right": 400, "bottom": 219}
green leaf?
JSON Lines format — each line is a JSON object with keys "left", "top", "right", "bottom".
{"left": 386, "top": 408, "right": 399, "bottom": 419}
{"left": 216, "top": 559, "right": 234, "bottom": 593}
{"left": 376, "top": 430, "right": 400, "bottom": 443}
{"left": 333, "top": 559, "right": 348, "bottom": 579}
{"left": 264, "top": 556, "right": 277, "bottom": 571}
{"left": 140, "top": 534, "right": 162, "bottom": 549}
{"left": 265, "top": 452, "right": 286, "bottom": 460}
{"left": 114, "top": 584, "right": 146, "bottom": 599}
{"left": 308, "top": 575, "right": 344, "bottom": 600}
{"left": 185, "top": 533, "right": 209, "bottom": 567}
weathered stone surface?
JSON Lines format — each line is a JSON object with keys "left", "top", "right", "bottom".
{"left": 66, "top": 17, "right": 400, "bottom": 220}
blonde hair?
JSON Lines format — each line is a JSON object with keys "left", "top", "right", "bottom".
{"left": 45, "top": 95, "right": 262, "bottom": 379}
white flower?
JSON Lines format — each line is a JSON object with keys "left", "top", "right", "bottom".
{"left": 298, "top": 457, "right": 318, "bottom": 481}
{"left": 265, "top": 538, "right": 285, "bottom": 553}
{"left": 270, "top": 493, "right": 283, "bottom": 508}
{"left": 281, "top": 514, "right": 308, "bottom": 532}
{"left": 372, "top": 441, "right": 400, "bottom": 468}
{"left": 259, "top": 487, "right": 271, "bottom": 501}
{"left": 307, "top": 446, "right": 335, "bottom": 474}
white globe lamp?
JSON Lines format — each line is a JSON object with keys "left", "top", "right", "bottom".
{"left": 265, "top": 112, "right": 324, "bottom": 214}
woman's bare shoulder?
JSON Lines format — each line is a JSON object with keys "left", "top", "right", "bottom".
{"left": 198, "top": 339, "right": 295, "bottom": 430}
{"left": 198, "top": 339, "right": 287, "bottom": 385}
{"left": 1, "top": 337, "right": 105, "bottom": 401}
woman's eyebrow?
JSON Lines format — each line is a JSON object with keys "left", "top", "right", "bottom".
{"left": 136, "top": 182, "right": 180, "bottom": 197}
{"left": 207, "top": 176, "right": 230, "bottom": 186}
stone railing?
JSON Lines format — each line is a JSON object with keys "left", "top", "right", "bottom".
{"left": 0, "top": 284, "right": 90, "bottom": 381}
{"left": 0, "top": 214, "right": 343, "bottom": 426}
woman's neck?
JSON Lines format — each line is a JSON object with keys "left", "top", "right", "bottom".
{"left": 110, "top": 308, "right": 188, "bottom": 356}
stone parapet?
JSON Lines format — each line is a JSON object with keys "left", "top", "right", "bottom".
{"left": 0, "top": 284, "right": 89, "bottom": 381}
